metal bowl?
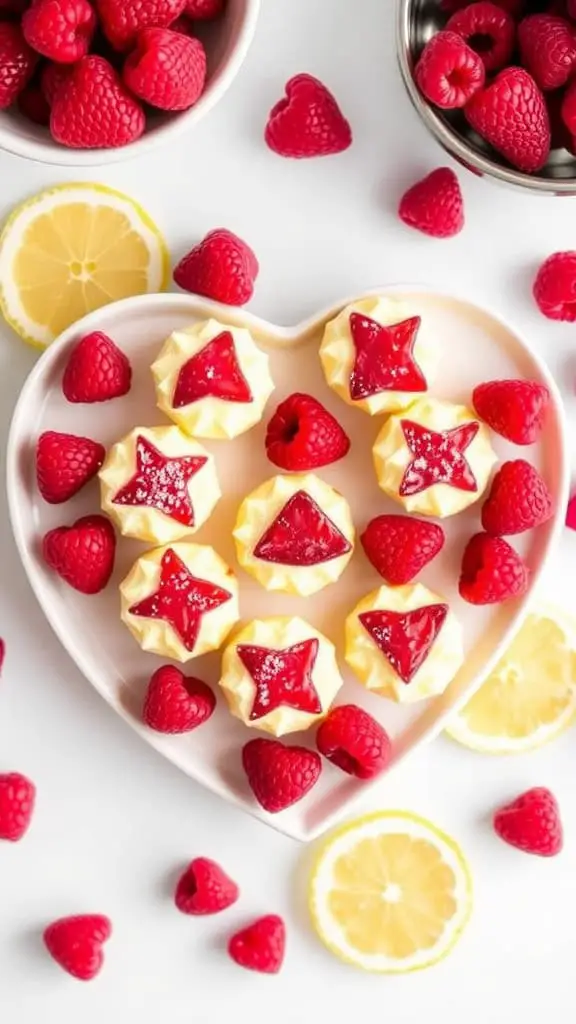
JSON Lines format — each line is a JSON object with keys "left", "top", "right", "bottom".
{"left": 397, "top": 0, "right": 576, "bottom": 195}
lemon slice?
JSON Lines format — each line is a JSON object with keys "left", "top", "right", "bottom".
{"left": 446, "top": 603, "right": 576, "bottom": 755}
{"left": 0, "top": 183, "right": 170, "bottom": 349}
{"left": 309, "top": 811, "right": 472, "bottom": 974}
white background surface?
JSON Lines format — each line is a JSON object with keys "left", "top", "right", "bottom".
{"left": 1, "top": 0, "right": 576, "bottom": 1019}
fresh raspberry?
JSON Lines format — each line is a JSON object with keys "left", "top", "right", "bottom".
{"left": 398, "top": 167, "right": 464, "bottom": 238}
{"left": 441, "top": 0, "right": 523, "bottom": 14}
{"left": 473, "top": 378, "right": 550, "bottom": 444}
{"left": 184, "top": 0, "right": 222, "bottom": 16}
{"left": 265, "top": 74, "right": 352, "bottom": 158}
{"left": 361, "top": 514, "right": 445, "bottom": 584}
{"left": 96, "top": 0, "right": 186, "bottom": 50}
{"left": 143, "top": 665, "right": 215, "bottom": 733}
{"left": 43, "top": 514, "right": 116, "bottom": 595}
{"left": 50, "top": 55, "right": 145, "bottom": 148}
{"left": 41, "top": 61, "right": 71, "bottom": 103}
{"left": 228, "top": 915, "right": 285, "bottom": 975}
{"left": 561, "top": 79, "right": 576, "bottom": 138}
{"left": 546, "top": 86, "right": 575, "bottom": 151}
{"left": 123, "top": 28, "right": 206, "bottom": 111}
{"left": 242, "top": 738, "right": 321, "bottom": 813}
{"left": 62, "top": 331, "right": 132, "bottom": 403}
{"left": 566, "top": 493, "right": 576, "bottom": 529}
{"left": 265, "top": 392, "right": 350, "bottom": 471}
{"left": 447, "top": 2, "right": 515, "bottom": 72}
{"left": 482, "top": 460, "right": 554, "bottom": 536}
{"left": 0, "top": 23, "right": 38, "bottom": 109}
{"left": 0, "top": 772, "right": 36, "bottom": 842}
{"left": 44, "top": 915, "right": 112, "bottom": 980}
{"left": 533, "top": 250, "right": 576, "bottom": 319}
{"left": 459, "top": 532, "right": 530, "bottom": 604}
{"left": 17, "top": 84, "right": 50, "bottom": 124}
{"left": 518, "top": 13, "right": 576, "bottom": 90}
{"left": 173, "top": 228, "right": 258, "bottom": 305}
{"left": 494, "top": 787, "right": 563, "bottom": 856}
{"left": 415, "top": 31, "right": 485, "bottom": 109}
{"left": 315, "top": 705, "right": 391, "bottom": 780}
{"left": 36, "top": 431, "right": 105, "bottom": 504}
{"left": 23, "top": 0, "right": 96, "bottom": 64}
{"left": 174, "top": 857, "right": 239, "bottom": 915}
{"left": 465, "top": 66, "right": 550, "bottom": 172}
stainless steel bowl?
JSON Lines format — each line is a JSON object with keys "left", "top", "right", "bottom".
{"left": 397, "top": 0, "right": 576, "bottom": 195}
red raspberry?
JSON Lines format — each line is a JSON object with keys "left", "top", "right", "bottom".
{"left": 17, "top": 84, "right": 50, "bottom": 124}
{"left": 265, "top": 392, "right": 350, "bottom": 471}
{"left": 184, "top": 0, "right": 223, "bottom": 16}
{"left": 398, "top": 167, "right": 464, "bottom": 238}
{"left": 494, "top": 787, "right": 563, "bottom": 856}
{"left": 143, "top": 665, "right": 215, "bottom": 733}
{"left": 0, "top": 772, "right": 36, "bottom": 842}
{"left": 361, "top": 514, "right": 445, "bottom": 584}
{"left": 473, "top": 378, "right": 550, "bottom": 444}
{"left": 43, "top": 514, "right": 116, "bottom": 595}
{"left": 533, "top": 250, "right": 576, "bottom": 319}
{"left": 23, "top": 0, "right": 96, "bottom": 64}
{"left": 546, "top": 86, "right": 576, "bottom": 151}
{"left": 173, "top": 228, "right": 258, "bottom": 305}
{"left": 0, "top": 22, "right": 38, "bottom": 109}
{"left": 123, "top": 28, "right": 206, "bottom": 111}
{"left": 482, "top": 460, "right": 554, "bottom": 536}
{"left": 265, "top": 73, "right": 352, "bottom": 158}
{"left": 518, "top": 13, "right": 576, "bottom": 90}
{"left": 62, "top": 331, "right": 132, "bottom": 402}
{"left": 242, "top": 738, "right": 321, "bottom": 813}
{"left": 465, "top": 66, "right": 550, "bottom": 172}
{"left": 44, "top": 915, "right": 112, "bottom": 980}
{"left": 41, "top": 61, "right": 71, "bottom": 104}
{"left": 228, "top": 915, "right": 285, "bottom": 975}
{"left": 51, "top": 55, "right": 145, "bottom": 148}
{"left": 36, "top": 430, "right": 105, "bottom": 504}
{"left": 567, "top": 493, "right": 576, "bottom": 529}
{"left": 561, "top": 79, "right": 576, "bottom": 138}
{"left": 316, "top": 705, "right": 391, "bottom": 780}
{"left": 415, "top": 31, "right": 485, "bottom": 109}
{"left": 174, "top": 857, "right": 239, "bottom": 915}
{"left": 459, "top": 532, "right": 530, "bottom": 605}
{"left": 446, "top": 2, "right": 515, "bottom": 72}
{"left": 96, "top": 0, "right": 186, "bottom": 50}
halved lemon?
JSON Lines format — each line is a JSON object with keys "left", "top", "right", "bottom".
{"left": 446, "top": 603, "right": 576, "bottom": 755}
{"left": 309, "top": 810, "right": 472, "bottom": 974}
{"left": 0, "top": 183, "right": 170, "bottom": 349}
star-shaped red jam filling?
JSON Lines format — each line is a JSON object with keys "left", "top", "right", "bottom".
{"left": 112, "top": 435, "right": 207, "bottom": 525}
{"left": 348, "top": 313, "right": 427, "bottom": 401}
{"left": 253, "top": 491, "right": 351, "bottom": 566}
{"left": 173, "top": 331, "right": 253, "bottom": 408}
{"left": 129, "top": 548, "right": 232, "bottom": 652}
{"left": 399, "top": 419, "right": 479, "bottom": 497}
{"left": 359, "top": 604, "right": 448, "bottom": 684}
{"left": 237, "top": 638, "right": 321, "bottom": 720}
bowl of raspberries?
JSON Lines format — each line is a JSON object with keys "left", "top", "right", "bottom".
{"left": 398, "top": 0, "right": 576, "bottom": 194}
{"left": 0, "top": 0, "right": 259, "bottom": 165}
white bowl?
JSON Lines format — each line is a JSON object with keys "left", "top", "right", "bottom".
{"left": 0, "top": 0, "right": 260, "bottom": 167}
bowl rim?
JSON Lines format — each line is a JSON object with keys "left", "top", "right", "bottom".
{"left": 0, "top": 0, "right": 261, "bottom": 168}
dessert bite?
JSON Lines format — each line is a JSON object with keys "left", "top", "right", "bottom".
{"left": 233, "top": 473, "right": 355, "bottom": 596}
{"left": 100, "top": 425, "right": 220, "bottom": 544}
{"left": 372, "top": 396, "right": 497, "bottom": 518}
{"left": 151, "top": 318, "right": 274, "bottom": 439}
{"left": 120, "top": 543, "right": 239, "bottom": 662}
{"left": 319, "top": 295, "right": 436, "bottom": 416}
{"left": 345, "top": 582, "right": 464, "bottom": 703}
{"left": 219, "top": 616, "right": 343, "bottom": 737}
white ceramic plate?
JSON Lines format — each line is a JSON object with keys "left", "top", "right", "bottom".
{"left": 7, "top": 288, "right": 569, "bottom": 842}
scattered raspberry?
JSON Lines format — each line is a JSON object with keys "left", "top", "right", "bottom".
{"left": 0, "top": 22, "right": 38, "bottom": 109}
{"left": 518, "top": 13, "right": 576, "bottom": 90}
{"left": 265, "top": 73, "right": 352, "bottom": 158}
{"left": 316, "top": 705, "right": 391, "bottom": 780}
{"left": 123, "top": 28, "right": 206, "bottom": 111}
{"left": 465, "top": 66, "right": 551, "bottom": 172}
{"left": 17, "top": 84, "right": 50, "bottom": 124}
{"left": 242, "top": 738, "right": 321, "bottom": 813}
{"left": 50, "top": 55, "right": 145, "bottom": 148}
{"left": 41, "top": 61, "right": 71, "bottom": 104}
{"left": 533, "top": 250, "right": 576, "bottom": 319}
{"left": 482, "top": 460, "right": 554, "bottom": 536}
{"left": 494, "top": 787, "right": 563, "bottom": 856}
{"left": 36, "top": 430, "right": 106, "bottom": 504}
{"left": 398, "top": 167, "right": 464, "bottom": 238}
{"left": 446, "top": 2, "right": 515, "bottom": 73}
{"left": 184, "top": 0, "right": 223, "bottom": 17}
{"left": 173, "top": 228, "right": 258, "bottom": 305}
{"left": 23, "top": 0, "right": 96, "bottom": 64}
{"left": 361, "top": 514, "right": 445, "bottom": 585}
{"left": 143, "top": 665, "right": 215, "bottom": 733}
{"left": 62, "top": 331, "right": 132, "bottom": 403}
{"left": 472, "top": 378, "right": 550, "bottom": 444}
{"left": 43, "top": 514, "right": 116, "bottom": 595}
{"left": 415, "top": 31, "right": 485, "bottom": 109}
{"left": 43, "top": 915, "right": 112, "bottom": 980}
{"left": 459, "top": 532, "right": 530, "bottom": 604}
{"left": 0, "top": 772, "right": 36, "bottom": 841}
{"left": 265, "top": 392, "right": 350, "bottom": 471}
{"left": 96, "top": 0, "right": 186, "bottom": 50}
{"left": 228, "top": 915, "right": 285, "bottom": 975}
{"left": 566, "top": 493, "right": 576, "bottom": 529}
{"left": 174, "top": 857, "right": 239, "bottom": 915}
